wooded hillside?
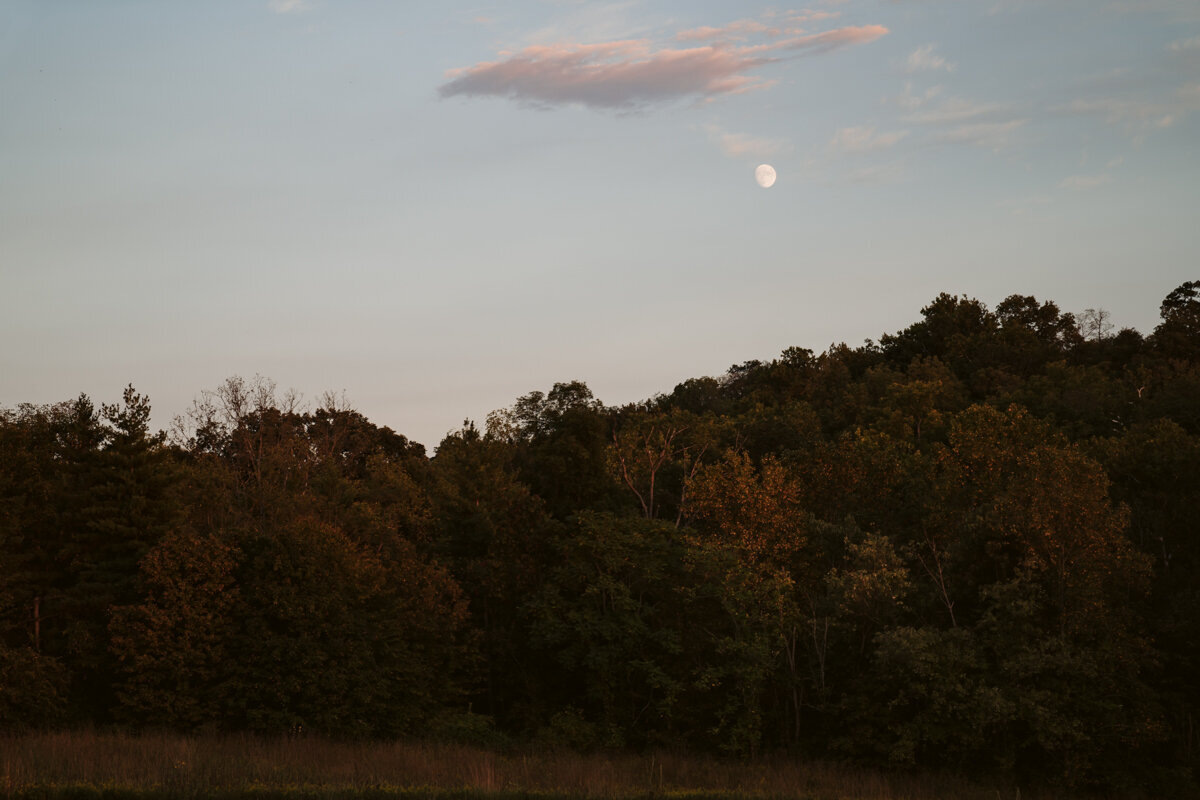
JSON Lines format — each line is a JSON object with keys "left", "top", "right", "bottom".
{"left": 3, "top": 284, "right": 1199, "bottom": 793}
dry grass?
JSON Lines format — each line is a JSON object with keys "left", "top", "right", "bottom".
{"left": 0, "top": 731, "right": 1069, "bottom": 800}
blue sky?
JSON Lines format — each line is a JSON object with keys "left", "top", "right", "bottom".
{"left": 2, "top": 0, "right": 1198, "bottom": 448}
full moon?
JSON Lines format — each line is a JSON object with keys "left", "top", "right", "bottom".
{"left": 755, "top": 164, "right": 777, "bottom": 188}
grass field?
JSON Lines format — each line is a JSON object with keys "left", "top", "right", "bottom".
{"left": 0, "top": 731, "right": 1087, "bottom": 800}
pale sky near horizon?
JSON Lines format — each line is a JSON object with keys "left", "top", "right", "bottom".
{"left": 2, "top": 1, "right": 1198, "bottom": 449}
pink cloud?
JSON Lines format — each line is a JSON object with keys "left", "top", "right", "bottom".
{"left": 676, "top": 20, "right": 778, "bottom": 42}
{"left": 439, "top": 24, "right": 888, "bottom": 111}
{"left": 440, "top": 40, "right": 774, "bottom": 109}
{"left": 778, "top": 25, "right": 889, "bottom": 54}
{"left": 785, "top": 9, "right": 841, "bottom": 24}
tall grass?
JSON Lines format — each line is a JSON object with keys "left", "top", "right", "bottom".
{"left": 0, "top": 731, "right": 1077, "bottom": 800}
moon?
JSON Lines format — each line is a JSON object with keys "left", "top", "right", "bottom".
{"left": 755, "top": 164, "right": 777, "bottom": 188}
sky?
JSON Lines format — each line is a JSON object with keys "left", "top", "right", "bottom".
{"left": 2, "top": 0, "right": 1198, "bottom": 449}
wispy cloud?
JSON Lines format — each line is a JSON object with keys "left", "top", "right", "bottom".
{"left": 1168, "top": 36, "right": 1200, "bottom": 52}
{"left": 828, "top": 125, "right": 908, "bottom": 154}
{"left": 894, "top": 82, "right": 1027, "bottom": 151}
{"left": 905, "top": 44, "right": 954, "bottom": 73}
{"left": 904, "top": 96, "right": 1008, "bottom": 125}
{"left": 1059, "top": 174, "right": 1112, "bottom": 190}
{"left": 677, "top": 19, "right": 777, "bottom": 42}
{"left": 1060, "top": 84, "right": 1200, "bottom": 134}
{"left": 704, "top": 125, "right": 792, "bottom": 158}
{"left": 895, "top": 81, "right": 944, "bottom": 111}
{"left": 1066, "top": 97, "right": 1176, "bottom": 129}
{"left": 268, "top": 0, "right": 306, "bottom": 14}
{"left": 847, "top": 162, "right": 905, "bottom": 184}
{"left": 523, "top": 2, "right": 652, "bottom": 47}
{"left": 784, "top": 9, "right": 842, "bottom": 24}
{"left": 677, "top": 9, "right": 842, "bottom": 42}
{"left": 780, "top": 25, "right": 889, "bottom": 55}
{"left": 440, "top": 21, "right": 888, "bottom": 111}
{"left": 934, "top": 119, "right": 1027, "bottom": 151}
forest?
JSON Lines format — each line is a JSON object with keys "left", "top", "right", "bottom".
{"left": 2, "top": 283, "right": 1199, "bottom": 794}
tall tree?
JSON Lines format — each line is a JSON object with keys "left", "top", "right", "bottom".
{"left": 1153, "top": 281, "right": 1200, "bottom": 360}
{"left": 502, "top": 382, "right": 620, "bottom": 518}
{"left": 60, "top": 386, "right": 180, "bottom": 720}
{"left": 430, "top": 422, "right": 558, "bottom": 729}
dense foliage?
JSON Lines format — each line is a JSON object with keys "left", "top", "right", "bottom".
{"left": 3, "top": 284, "right": 1199, "bottom": 792}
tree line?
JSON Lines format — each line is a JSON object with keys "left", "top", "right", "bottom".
{"left": 2, "top": 283, "right": 1199, "bottom": 792}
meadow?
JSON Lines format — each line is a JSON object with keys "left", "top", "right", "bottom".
{"left": 1, "top": 732, "right": 1088, "bottom": 800}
